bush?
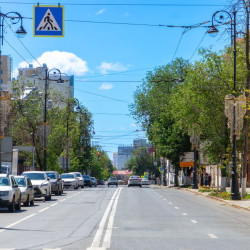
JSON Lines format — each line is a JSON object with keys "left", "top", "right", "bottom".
{"left": 209, "top": 191, "right": 231, "bottom": 200}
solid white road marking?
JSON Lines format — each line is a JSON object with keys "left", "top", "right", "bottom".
{"left": 60, "top": 199, "right": 66, "bottom": 202}
{"left": 208, "top": 234, "right": 218, "bottom": 239}
{"left": 38, "top": 207, "right": 50, "bottom": 213}
{"left": 191, "top": 219, "right": 198, "bottom": 224}
{"left": 182, "top": 213, "right": 188, "bottom": 216}
{"left": 88, "top": 188, "right": 120, "bottom": 249}
{"left": 102, "top": 188, "right": 122, "bottom": 248}
{"left": 0, "top": 213, "right": 36, "bottom": 233}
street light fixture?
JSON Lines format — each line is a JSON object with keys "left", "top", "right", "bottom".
{"left": 0, "top": 11, "right": 26, "bottom": 172}
{"left": 209, "top": 10, "right": 241, "bottom": 200}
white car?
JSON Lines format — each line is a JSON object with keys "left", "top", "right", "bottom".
{"left": 128, "top": 176, "right": 142, "bottom": 187}
{"left": 70, "top": 172, "right": 84, "bottom": 188}
{"left": 61, "top": 173, "right": 79, "bottom": 189}
{"left": 0, "top": 174, "right": 21, "bottom": 212}
{"left": 22, "top": 171, "right": 52, "bottom": 201}
{"left": 141, "top": 178, "right": 150, "bottom": 186}
{"left": 14, "top": 175, "right": 35, "bottom": 206}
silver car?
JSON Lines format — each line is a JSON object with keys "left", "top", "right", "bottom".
{"left": 0, "top": 174, "right": 21, "bottom": 212}
{"left": 14, "top": 175, "right": 35, "bottom": 206}
{"left": 70, "top": 172, "right": 84, "bottom": 188}
{"left": 61, "top": 173, "right": 79, "bottom": 189}
{"left": 128, "top": 176, "right": 142, "bottom": 187}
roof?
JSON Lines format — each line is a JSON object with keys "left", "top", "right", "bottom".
{"left": 113, "top": 170, "right": 132, "bottom": 176}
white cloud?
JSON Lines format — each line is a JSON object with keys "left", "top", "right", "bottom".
{"left": 99, "top": 82, "right": 114, "bottom": 90}
{"left": 95, "top": 9, "right": 106, "bottom": 15}
{"left": 99, "top": 62, "right": 128, "bottom": 74}
{"left": 17, "top": 51, "right": 89, "bottom": 76}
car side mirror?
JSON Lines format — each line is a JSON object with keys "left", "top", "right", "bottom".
{"left": 47, "top": 177, "right": 50, "bottom": 180}
{"left": 13, "top": 184, "right": 18, "bottom": 188}
{"left": 29, "top": 184, "right": 33, "bottom": 188}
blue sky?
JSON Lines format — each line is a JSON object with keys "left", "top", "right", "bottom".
{"left": 0, "top": 0, "right": 230, "bottom": 160}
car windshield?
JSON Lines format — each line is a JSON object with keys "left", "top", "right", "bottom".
{"left": 61, "top": 174, "right": 74, "bottom": 179}
{"left": 0, "top": 177, "right": 10, "bottom": 186}
{"left": 22, "top": 173, "right": 46, "bottom": 180}
{"left": 75, "top": 173, "right": 81, "bottom": 177}
{"left": 109, "top": 178, "right": 117, "bottom": 181}
{"left": 46, "top": 173, "right": 56, "bottom": 179}
{"left": 83, "top": 175, "right": 90, "bottom": 180}
{"left": 15, "top": 178, "right": 26, "bottom": 187}
{"left": 90, "top": 177, "right": 95, "bottom": 180}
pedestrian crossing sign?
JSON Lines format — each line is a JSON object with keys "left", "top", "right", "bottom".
{"left": 33, "top": 5, "right": 64, "bottom": 37}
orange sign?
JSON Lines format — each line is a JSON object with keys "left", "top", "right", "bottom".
{"left": 180, "top": 161, "right": 194, "bottom": 167}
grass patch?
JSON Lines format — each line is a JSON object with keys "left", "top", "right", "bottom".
{"left": 242, "top": 193, "right": 250, "bottom": 200}
{"left": 209, "top": 191, "right": 231, "bottom": 200}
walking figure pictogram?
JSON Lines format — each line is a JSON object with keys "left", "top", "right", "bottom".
{"left": 40, "top": 13, "right": 57, "bottom": 30}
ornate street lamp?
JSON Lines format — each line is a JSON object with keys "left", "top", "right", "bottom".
{"left": 208, "top": 10, "right": 241, "bottom": 200}
{"left": 0, "top": 12, "right": 26, "bottom": 172}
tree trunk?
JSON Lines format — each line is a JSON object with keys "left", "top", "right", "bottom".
{"left": 220, "top": 177, "right": 227, "bottom": 192}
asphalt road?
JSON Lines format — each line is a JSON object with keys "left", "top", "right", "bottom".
{"left": 1, "top": 186, "right": 250, "bottom": 250}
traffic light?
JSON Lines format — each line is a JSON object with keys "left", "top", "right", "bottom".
{"left": 97, "top": 151, "right": 100, "bottom": 159}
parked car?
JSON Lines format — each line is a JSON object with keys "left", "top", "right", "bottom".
{"left": 14, "top": 175, "right": 35, "bottom": 206}
{"left": 90, "top": 177, "right": 97, "bottom": 187}
{"left": 0, "top": 174, "right": 21, "bottom": 212}
{"left": 61, "top": 173, "right": 79, "bottom": 189}
{"left": 22, "top": 171, "right": 52, "bottom": 201}
{"left": 70, "top": 172, "right": 84, "bottom": 188}
{"left": 98, "top": 180, "right": 105, "bottom": 185}
{"left": 128, "top": 176, "right": 142, "bottom": 187}
{"left": 45, "top": 171, "right": 63, "bottom": 195}
{"left": 108, "top": 177, "right": 118, "bottom": 187}
{"left": 141, "top": 178, "right": 150, "bottom": 186}
{"left": 83, "top": 175, "right": 92, "bottom": 187}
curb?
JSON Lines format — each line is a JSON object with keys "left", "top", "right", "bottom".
{"left": 154, "top": 185, "right": 250, "bottom": 212}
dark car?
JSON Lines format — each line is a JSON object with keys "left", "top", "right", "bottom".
{"left": 45, "top": 171, "right": 63, "bottom": 195}
{"left": 98, "top": 180, "right": 105, "bottom": 185}
{"left": 108, "top": 177, "right": 118, "bottom": 187}
{"left": 83, "top": 175, "right": 92, "bottom": 187}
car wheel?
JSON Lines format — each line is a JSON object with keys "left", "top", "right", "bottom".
{"left": 140, "top": 185, "right": 142, "bottom": 188}
{"left": 24, "top": 195, "right": 30, "bottom": 206}
{"left": 15, "top": 196, "right": 21, "bottom": 210}
{"left": 45, "top": 191, "right": 51, "bottom": 201}
{"left": 8, "top": 198, "right": 15, "bottom": 212}
{"left": 108, "top": 185, "right": 109, "bottom": 187}
{"left": 128, "top": 185, "right": 130, "bottom": 187}
{"left": 30, "top": 199, "right": 34, "bottom": 206}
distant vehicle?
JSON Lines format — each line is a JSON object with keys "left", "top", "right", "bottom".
{"left": 90, "top": 177, "right": 97, "bottom": 187}
{"left": 14, "top": 175, "right": 35, "bottom": 206}
{"left": 98, "top": 180, "right": 105, "bottom": 185}
{"left": 70, "top": 172, "right": 84, "bottom": 188}
{"left": 61, "top": 173, "right": 79, "bottom": 189}
{"left": 141, "top": 178, "right": 150, "bottom": 186}
{"left": 45, "top": 171, "right": 63, "bottom": 195}
{"left": 128, "top": 176, "right": 142, "bottom": 187}
{"left": 118, "top": 180, "right": 125, "bottom": 185}
{"left": 108, "top": 177, "right": 118, "bottom": 187}
{"left": 22, "top": 171, "right": 52, "bottom": 201}
{"left": 1, "top": 165, "right": 10, "bottom": 174}
{"left": 83, "top": 175, "right": 92, "bottom": 187}
{"left": 0, "top": 174, "right": 21, "bottom": 212}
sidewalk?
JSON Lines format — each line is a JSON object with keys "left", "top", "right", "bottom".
{"left": 152, "top": 185, "right": 250, "bottom": 211}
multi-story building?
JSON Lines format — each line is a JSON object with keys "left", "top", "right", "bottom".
{"left": 113, "top": 152, "right": 118, "bottom": 169}
{"left": 17, "top": 64, "right": 74, "bottom": 105}
{"left": 117, "top": 146, "right": 133, "bottom": 170}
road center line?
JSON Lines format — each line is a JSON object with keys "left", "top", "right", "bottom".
{"left": 208, "top": 233, "right": 218, "bottom": 239}
{"left": 191, "top": 219, "right": 198, "bottom": 224}
{"left": 60, "top": 199, "right": 66, "bottom": 202}
{"left": 0, "top": 213, "right": 36, "bottom": 233}
{"left": 88, "top": 187, "right": 120, "bottom": 249}
{"left": 38, "top": 207, "right": 50, "bottom": 213}
{"left": 50, "top": 203, "right": 59, "bottom": 207}
{"left": 102, "top": 187, "right": 122, "bottom": 248}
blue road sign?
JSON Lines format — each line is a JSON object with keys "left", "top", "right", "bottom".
{"left": 33, "top": 5, "right": 64, "bottom": 37}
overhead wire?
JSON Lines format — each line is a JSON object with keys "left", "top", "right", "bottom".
{"left": 189, "top": 32, "right": 207, "bottom": 61}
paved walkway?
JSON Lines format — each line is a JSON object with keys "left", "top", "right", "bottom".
{"left": 153, "top": 185, "right": 250, "bottom": 211}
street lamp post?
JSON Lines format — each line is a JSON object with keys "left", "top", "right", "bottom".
{"left": 0, "top": 12, "right": 26, "bottom": 173}
{"left": 208, "top": 10, "right": 241, "bottom": 200}
{"left": 43, "top": 68, "right": 63, "bottom": 171}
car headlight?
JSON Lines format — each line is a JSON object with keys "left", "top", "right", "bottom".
{"left": 0, "top": 191, "right": 9, "bottom": 196}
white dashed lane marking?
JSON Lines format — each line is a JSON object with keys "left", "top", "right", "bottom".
{"left": 208, "top": 234, "right": 218, "bottom": 239}
{"left": 191, "top": 219, "right": 198, "bottom": 224}
{"left": 182, "top": 213, "right": 188, "bottom": 216}
{"left": 38, "top": 207, "right": 50, "bottom": 213}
